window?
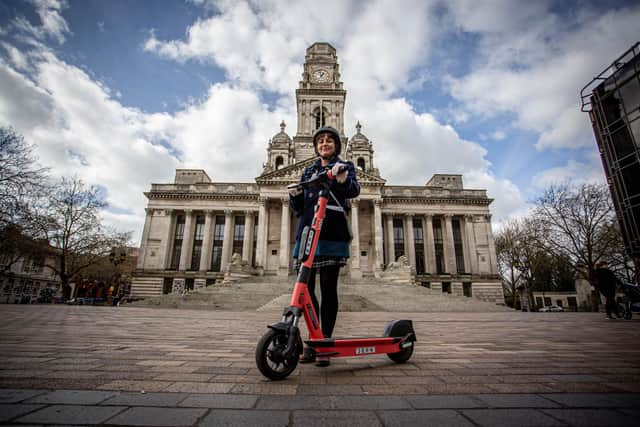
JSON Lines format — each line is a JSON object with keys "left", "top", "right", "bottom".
{"left": 190, "top": 215, "right": 205, "bottom": 270}
{"left": 275, "top": 156, "right": 284, "bottom": 169}
{"left": 252, "top": 220, "right": 258, "bottom": 267}
{"left": 463, "top": 282, "right": 472, "bottom": 297}
{"left": 211, "top": 216, "right": 225, "bottom": 271}
{"left": 232, "top": 216, "right": 245, "bottom": 258}
{"left": 452, "top": 219, "right": 466, "bottom": 273}
{"left": 442, "top": 282, "right": 451, "bottom": 294}
{"left": 313, "top": 107, "right": 327, "bottom": 130}
{"left": 357, "top": 157, "right": 365, "bottom": 171}
{"left": 170, "top": 215, "right": 185, "bottom": 269}
{"left": 413, "top": 219, "right": 425, "bottom": 274}
{"left": 163, "top": 278, "right": 173, "bottom": 294}
{"left": 393, "top": 218, "right": 404, "bottom": 259}
{"left": 433, "top": 218, "right": 445, "bottom": 274}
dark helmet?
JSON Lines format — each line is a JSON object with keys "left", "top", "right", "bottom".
{"left": 312, "top": 126, "right": 341, "bottom": 156}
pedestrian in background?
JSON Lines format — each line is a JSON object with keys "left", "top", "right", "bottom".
{"left": 593, "top": 262, "right": 622, "bottom": 319}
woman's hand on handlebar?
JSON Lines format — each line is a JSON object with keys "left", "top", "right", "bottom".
{"left": 331, "top": 162, "right": 348, "bottom": 184}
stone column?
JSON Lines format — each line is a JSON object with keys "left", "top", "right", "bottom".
{"left": 199, "top": 210, "right": 214, "bottom": 272}
{"left": 137, "top": 208, "right": 153, "bottom": 269}
{"left": 255, "top": 197, "right": 268, "bottom": 269}
{"left": 243, "top": 211, "right": 255, "bottom": 264}
{"left": 220, "top": 209, "right": 234, "bottom": 271}
{"left": 424, "top": 214, "right": 436, "bottom": 274}
{"left": 373, "top": 199, "right": 384, "bottom": 277}
{"left": 350, "top": 199, "right": 361, "bottom": 278}
{"left": 279, "top": 198, "right": 291, "bottom": 275}
{"left": 179, "top": 210, "right": 195, "bottom": 271}
{"left": 443, "top": 214, "right": 456, "bottom": 274}
{"left": 486, "top": 214, "right": 498, "bottom": 274}
{"left": 404, "top": 213, "right": 416, "bottom": 274}
{"left": 163, "top": 209, "right": 175, "bottom": 269}
{"left": 464, "top": 215, "right": 478, "bottom": 274}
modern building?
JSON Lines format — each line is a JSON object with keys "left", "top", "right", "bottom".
{"left": 132, "top": 43, "right": 503, "bottom": 303}
{"left": 582, "top": 41, "right": 640, "bottom": 277}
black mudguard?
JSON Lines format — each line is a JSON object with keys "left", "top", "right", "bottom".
{"left": 383, "top": 319, "right": 417, "bottom": 343}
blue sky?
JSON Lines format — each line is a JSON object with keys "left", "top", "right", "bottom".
{"left": 1, "top": 0, "right": 639, "bottom": 242}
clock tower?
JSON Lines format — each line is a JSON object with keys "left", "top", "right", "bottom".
{"left": 293, "top": 42, "right": 346, "bottom": 161}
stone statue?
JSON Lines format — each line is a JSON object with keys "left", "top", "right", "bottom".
{"left": 387, "top": 255, "right": 410, "bottom": 270}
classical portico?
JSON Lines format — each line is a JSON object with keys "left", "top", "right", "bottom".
{"left": 132, "top": 42, "right": 503, "bottom": 303}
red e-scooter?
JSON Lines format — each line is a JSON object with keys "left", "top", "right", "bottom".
{"left": 255, "top": 166, "right": 416, "bottom": 380}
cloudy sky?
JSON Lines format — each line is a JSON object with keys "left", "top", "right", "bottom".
{"left": 1, "top": 0, "right": 638, "bottom": 243}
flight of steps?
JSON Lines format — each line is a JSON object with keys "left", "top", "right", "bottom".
{"left": 131, "top": 274, "right": 512, "bottom": 313}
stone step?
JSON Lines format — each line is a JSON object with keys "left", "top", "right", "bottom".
{"left": 131, "top": 274, "right": 512, "bottom": 313}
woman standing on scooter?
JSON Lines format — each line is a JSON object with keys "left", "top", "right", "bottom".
{"left": 289, "top": 126, "right": 360, "bottom": 367}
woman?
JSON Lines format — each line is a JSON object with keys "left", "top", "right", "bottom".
{"left": 289, "top": 126, "right": 360, "bottom": 367}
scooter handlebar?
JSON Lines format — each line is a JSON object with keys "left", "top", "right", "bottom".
{"left": 288, "top": 165, "right": 348, "bottom": 191}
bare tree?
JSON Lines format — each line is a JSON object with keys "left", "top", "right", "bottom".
{"left": 0, "top": 127, "right": 50, "bottom": 272}
{"left": 495, "top": 218, "right": 540, "bottom": 309}
{"left": 534, "top": 182, "right": 621, "bottom": 287}
{"left": 42, "top": 176, "right": 130, "bottom": 298}
{"left": 495, "top": 219, "right": 523, "bottom": 308}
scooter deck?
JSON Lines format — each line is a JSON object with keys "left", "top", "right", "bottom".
{"left": 304, "top": 336, "right": 402, "bottom": 347}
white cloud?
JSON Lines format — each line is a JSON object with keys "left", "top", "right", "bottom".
{"left": 143, "top": 0, "right": 434, "bottom": 99}
{"left": 10, "top": 0, "right": 604, "bottom": 241}
{"left": 531, "top": 152, "right": 606, "bottom": 189}
{"left": 0, "top": 50, "right": 296, "bottom": 242}
{"left": 444, "top": 2, "right": 640, "bottom": 151}
{"left": 0, "top": 53, "right": 179, "bottom": 241}
{"left": 1, "top": 42, "right": 31, "bottom": 71}
{"left": 464, "top": 169, "right": 531, "bottom": 224}
{"left": 347, "top": 98, "right": 526, "bottom": 222}
{"left": 491, "top": 130, "right": 506, "bottom": 141}
{"left": 13, "top": 0, "right": 71, "bottom": 44}
{"left": 168, "top": 83, "right": 295, "bottom": 179}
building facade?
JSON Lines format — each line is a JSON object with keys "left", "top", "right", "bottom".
{"left": 132, "top": 43, "right": 503, "bottom": 303}
{"left": 1, "top": 252, "right": 61, "bottom": 304}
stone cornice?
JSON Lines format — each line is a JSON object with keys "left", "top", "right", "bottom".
{"left": 381, "top": 197, "right": 492, "bottom": 206}
{"left": 296, "top": 89, "right": 346, "bottom": 96}
{"left": 145, "top": 192, "right": 259, "bottom": 201}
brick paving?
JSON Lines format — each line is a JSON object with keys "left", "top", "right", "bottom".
{"left": 0, "top": 305, "right": 639, "bottom": 426}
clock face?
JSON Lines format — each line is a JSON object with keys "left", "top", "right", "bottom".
{"left": 312, "top": 68, "right": 330, "bottom": 83}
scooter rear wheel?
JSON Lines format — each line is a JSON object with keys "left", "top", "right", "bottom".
{"left": 255, "top": 329, "right": 300, "bottom": 380}
{"left": 388, "top": 344, "right": 414, "bottom": 363}
{"left": 385, "top": 320, "right": 415, "bottom": 364}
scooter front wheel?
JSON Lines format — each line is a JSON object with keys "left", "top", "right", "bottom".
{"left": 255, "top": 329, "right": 300, "bottom": 380}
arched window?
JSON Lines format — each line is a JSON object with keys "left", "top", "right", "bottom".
{"left": 357, "top": 157, "right": 366, "bottom": 171}
{"left": 275, "top": 156, "right": 284, "bottom": 169}
{"left": 313, "top": 107, "right": 327, "bottom": 130}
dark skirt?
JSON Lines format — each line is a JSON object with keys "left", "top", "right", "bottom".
{"left": 293, "top": 256, "right": 348, "bottom": 271}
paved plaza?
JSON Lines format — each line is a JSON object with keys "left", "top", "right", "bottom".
{"left": 0, "top": 305, "right": 639, "bottom": 426}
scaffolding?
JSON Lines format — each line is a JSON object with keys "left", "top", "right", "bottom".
{"left": 581, "top": 42, "right": 640, "bottom": 266}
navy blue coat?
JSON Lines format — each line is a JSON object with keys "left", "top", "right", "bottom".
{"left": 290, "top": 157, "right": 360, "bottom": 258}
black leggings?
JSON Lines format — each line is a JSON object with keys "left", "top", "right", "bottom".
{"left": 307, "top": 265, "right": 341, "bottom": 338}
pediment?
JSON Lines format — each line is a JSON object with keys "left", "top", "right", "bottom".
{"left": 255, "top": 159, "right": 386, "bottom": 187}
{"left": 255, "top": 158, "right": 316, "bottom": 184}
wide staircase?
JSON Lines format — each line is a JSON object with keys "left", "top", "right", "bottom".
{"left": 131, "top": 274, "right": 513, "bottom": 313}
